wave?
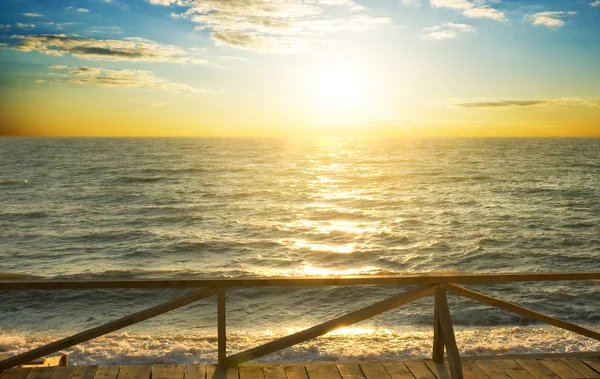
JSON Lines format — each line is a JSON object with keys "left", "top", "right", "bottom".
{"left": 0, "top": 326, "right": 598, "bottom": 366}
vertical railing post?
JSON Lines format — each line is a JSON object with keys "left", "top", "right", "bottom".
{"left": 217, "top": 288, "right": 227, "bottom": 368}
{"left": 432, "top": 284, "right": 444, "bottom": 363}
{"left": 436, "top": 284, "right": 463, "bottom": 379}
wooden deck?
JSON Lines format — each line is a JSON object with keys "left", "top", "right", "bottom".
{"left": 3, "top": 354, "right": 600, "bottom": 379}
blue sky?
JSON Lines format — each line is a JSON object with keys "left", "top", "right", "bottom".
{"left": 1, "top": 0, "right": 599, "bottom": 136}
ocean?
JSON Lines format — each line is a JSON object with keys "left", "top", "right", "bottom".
{"left": 0, "top": 137, "right": 599, "bottom": 365}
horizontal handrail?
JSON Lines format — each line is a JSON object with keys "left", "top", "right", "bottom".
{"left": 1, "top": 271, "right": 600, "bottom": 290}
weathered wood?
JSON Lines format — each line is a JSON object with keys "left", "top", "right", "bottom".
{"left": 424, "top": 362, "right": 450, "bottom": 379}
{"left": 514, "top": 359, "right": 558, "bottom": 379}
{"left": 432, "top": 285, "right": 444, "bottom": 363}
{"left": 184, "top": 364, "right": 206, "bottom": 379}
{"left": 581, "top": 359, "right": 600, "bottom": 375}
{"left": 360, "top": 363, "right": 391, "bottom": 379}
{"left": 70, "top": 367, "right": 97, "bottom": 379}
{"left": 447, "top": 285, "right": 600, "bottom": 342}
{"left": 336, "top": 364, "right": 365, "bottom": 379}
{"left": 48, "top": 367, "right": 76, "bottom": 379}
{"left": 153, "top": 365, "right": 185, "bottom": 379}
{"left": 382, "top": 363, "right": 414, "bottom": 379}
{"left": 494, "top": 360, "right": 535, "bottom": 379}
{"left": 284, "top": 366, "right": 308, "bottom": 379}
{"left": 239, "top": 367, "right": 264, "bottom": 379}
{"left": 2, "top": 271, "right": 599, "bottom": 291}
{"left": 218, "top": 288, "right": 227, "bottom": 369}
{"left": 91, "top": 367, "right": 119, "bottom": 379}
{"left": 538, "top": 359, "right": 583, "bottom": 378}
{"left": 226, "top": 285, "right": 436, "bottom": 366}
{"left": 405, "top": 362, "right": 436, "bottom": 379}
{"left": 305, "top": 365, "right": 342, "bottom": 379}
{"left": 0, "top": 369, "right": 31, "bottom": 379}
{"left": 116, "top": 366, "right": 152, "bottom": 379}
{"left": 262, "top": 366, "right": 285, "bottom": 379}
{"left": 436, "top": 285, "right": 462, "bottom": 379}
{"left": 473, "top": 361, "right": 511, "bottom": 379}
{"left": 25, "top": 367, "right": 55, "bottom": 379}
{"left": 0, "top": 288, "right": 216, "bottom": 372}
{"left": 560, "top": 358, "right": 600, "bottom": 378}
{"left": 206, "top": 365, "right": 238, "bottom": 379}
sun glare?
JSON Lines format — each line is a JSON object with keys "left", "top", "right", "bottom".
{"left": 313, "top": 63, "right": 365, "bottom": 110}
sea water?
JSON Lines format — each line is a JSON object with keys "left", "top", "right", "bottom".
{"left": 0, "top": 137, "right": 599, "bottom": 364}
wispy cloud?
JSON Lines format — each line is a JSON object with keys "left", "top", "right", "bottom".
{"left": 455, "top": 98, "right": 600, "bottom": 108}
{"left": 9, "top": 34, "right": 209, "bottom": 64}
{"left": 430, "top": 0, "right": 507, "bottom": 21}
{"left": 422, "top": 22, "right": 474, "bottom": 40}
{"left": 525, "top": 11, "right": 576, "bottom": 28}
{"left": 210, "top": 31, "right": 310, "bottom": 54}
{"left": 0, "top": 24, "right": 10, "bottom": 30}
{"left": 16, "top": 23, "right": 36, "bottom": 28}
{"left": 148, "top": 0, "right": 391, "bottom": 53}
{"left": 76, "top": 8, "right": 90, "bottom": 13}
{"left": 48, "top": 65, "right": 209, "bottom": 92}
{"left": 24, "top": 13, "right": 44, "bottom": 17}
{"left": 590, "top": 0, "right": 600, "bottom": 7}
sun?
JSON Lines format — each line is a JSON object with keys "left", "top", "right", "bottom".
{"left": 313, "top": 63, "right": 366, "bottom": 111}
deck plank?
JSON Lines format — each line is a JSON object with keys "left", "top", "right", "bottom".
{"left": 153, "top": 365, "right": 184, "bottom": 379}
{"left": 580, "top": 359, "right": 600, "bottom": 375}
{"left": 263, "top": 367, "right": 286, "bottom": 379}
{"left": 494, "top": 360, "right": 535, "bottom": 379}
{"left": 206, "top": 365, "right": 238, "bottom": 379}
{"left": 382, "top": 363, "right": 414, "bottom": 379}
{"left": 184, "top": 364, "right": 206, "bottom": 379}
{"left": 515, "top": 359, "right": 559, "bottom": 379}
{"left": 560, "top": 359, "right": 600, "bottom": 378}
{"left": 25, "top": 367, "right": 56, "bottom": 379}
{"left": 474, "top": 361, "right": 511, "bottom": 379}
{"left": 424, "top": 362, "right": 450, "bottom": 379}
{"left": 305, "top": 365, "right": 341, "bottom": 379}
{"left": 1, "top": 369, "right": 31, "bottom": 379}
{"left": 283, "top": 366, "right": 308, "bottom": 379}
{"left": 116, "top": 366, "right": 152, "bottom": 379}
{"left": 49, "top": 367, "right": 77, "bottom": 379}
{"left": 239, "top": 367, "right": 263, "bottom": 379}
{"left": 92, "top": 366, "right": 119, "bottom": 379}
{"left": 71, "top": 367, "right": 97, "bottom": 379}
{"left": 404, "top": 362, "right": 436, "bottom": 379}
{"left": 539, "top": 359, "right": 583, "bottom": 378}
{"left": 336, "top": 364, "right": 365, "bottom": 379}
{"left": 360, "top": 363, "right": 391, "bottom": 379}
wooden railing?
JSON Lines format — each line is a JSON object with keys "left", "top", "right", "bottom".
{"left": 1, "top": 272, "right": 600, "bottom": 379}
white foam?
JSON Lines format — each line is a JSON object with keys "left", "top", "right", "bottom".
{"left": 1, "top": 326, "right": 598, "bottom": 366}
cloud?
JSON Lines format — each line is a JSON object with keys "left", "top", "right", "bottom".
{"left": 210, "top": 31, "right": 310, "bottom": 53}
{"left": 455, "top": 98, "right": 600, "bottom": 108}
{"left": 525, "top": 11, "right": 576, "bottom": 28}
{"left": 401, "top": 0, "right": 422, "bottom": 5}
{"left": 34, "top": 79, "right": 46, "bottom": 83}
{"left": 77, "top": 8, "right": 90, "bottom": 13}
{"left": 463, "top": 5, "right": 506, "bottom": 21}
{"left": 147, "top": 0, "right": 390, "bottom": 53}
{"left": 17, "top": 23, "right": 36, "bottom": 28}
{"left": 10, "top": 34, "right": 209, "bottom": 64}
{"left": 422, "top": 22, "right": 474, "bottom": 40}
{"left": 48, "top": 64, "right": 68, "bottom": 69}
{"left": 24, "top": 13, "right": 44, "bottom": 17}
{"left": 430, "top": 0, "right": 507, "bottom": 21}
{"left": 590, "top": 0, "right": 600, "bottom": 6}
{"left": 58, "top": 65, "right": 208, "bottom": 92}
{"left": 0, "top": 24, "right": 10, "bottom": 30}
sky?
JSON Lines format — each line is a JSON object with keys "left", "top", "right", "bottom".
{"left": 0, "top": 0, "right": 599, "bottom": 137}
